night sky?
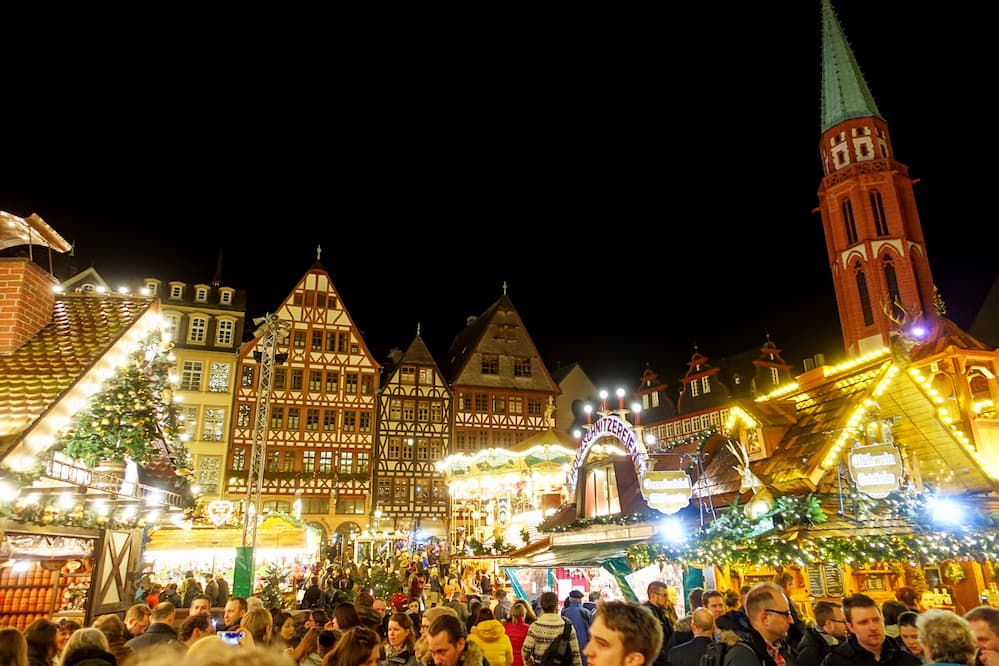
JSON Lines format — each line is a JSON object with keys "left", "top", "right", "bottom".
{"left": 2, "top": 2, "right": 995, "bottom": 392}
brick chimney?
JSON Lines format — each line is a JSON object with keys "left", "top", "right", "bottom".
{"left": 0, "top": 257, "right": 56, "bottom": 355}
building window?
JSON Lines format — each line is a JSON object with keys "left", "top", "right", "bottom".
{"left": 389, "top": 438, "right": 401, "bottom": 460}
{"left": 262, "top": 500, "right": 290, "bottom": 513}
{"left": 303, "top": 451, "right": 316, "bottom": 473}
{"left": 393, "top": 479, "right": 408, "bottom": 501}
{"left": 287, "top": 408, "right": 301, "bottom": 430}
{"left": 343, "top": 411, "right": 356, "bottom": 432}
{"left": 359, "top": 412, "right": 371, "bottom": 433}
{"left": 309, "top": 371, "right": 322, "bottom": 392}
{"left": 325, "top": 332, "right": 337, "bottom": 352}
{"left": 306, "top": 409, "right": 320, "bottom": 431}
{"left": 389, "top": 400, "right": 402, "bottom": 421}
{"left": 481, "top": 354, "right": 499, "bottom": 375}
{"left": 527, "top": 399, "right": 543, "bottom": 416}
{"left": 336, "top": 499, "right": 365, "bottom": 514}
{"left": 311, "top": 331, "right": 323, "bottom": 351}
{"left": 208, "top": 363, "right": 230, "bottom": 393}
{"left": 842, "top": 199, "right": 858, "bottom": 244}
{"left": 871, "top": 191, "right": 889, "bottom": 236}
{"left": 274, "top": 368, "right": 286, "bottom": 390}
{"left": 402, "top": 400, "right": 415, "bottom": 421}
{"left": 216, "top": 320, "right": 235, "bottom": 346}
{"left": 419, "top": 368, "right": 433, "bottom": 384}
{"left": 197, "top": 455, "right": 220, "bottom": 494}
{"left": 514, "top": 357, "right": 531, "bottom": 377}
{"left": 401, "top": 366, "right": 416, "bottom": 384}
{"left": 220, "top": 289, "right": 233, "bottom": 305}
{"left": 188, "top": 316, "right": 207, "bottom": 344}
{"left": 291, "top": 369, "right": 304, "bottom": 391}
{"left": 195, "top": 287, "right": 208, "bottom": 302}
{"left": 236, "top": 403, "right": 251, "bottom": 427}
{"left": 163, "top": 314, "right": 180, "bottom": 342}
{"left": 241, "top": 365, "right": 255, "bottom": 388}
{"left": 417, "top": 401, "right": 430, "bottom": 421}
{"left": 356, "top": 452, "right": 369, "bottom": 473}
{"left": 338, "top": 451, "right": 353, "bottom": 474}
{"left": 508, "top": 396, "right": 522, "bottom": 415}
{"left": 474, "top": 394, "right": 488, "bottom": 413}
{"left": 323, "top": 410, "right": 337, "bottom": 431}
{"left": 170, "top": 284, "right": 183, "bottom": 299}
{"left": 270, "top": 406, "right": 285, "bottom": 429}
{"left": 267, "top": 450, "right": 280, "bottom": 472}
{"left": 293, "top": 331, "right": 306, "bottom": 348}
{"left": 701, "top": 377, "right": 711, "bottom": 394}
{"left": 325, "top": 371, "right": 339, "bottom": 396}
{"left": 319, "top": 451, "right": 333, "bottom": 473}
{"left": 180, "top": 361, "right": 203, "bottom": 391}
{"left": 492, "top": 396, "right": 506, "bottom": 414}
{"left": 202, "top": 407, "right": 225, "bottom": 441}
{"left": 179, "top": 406, "right": 198, "bottom": 438}
{"left": 883, "top": 255, "right": 901, "bottom": 308}
{"left": 337, "top": 333, "right": 349, "bottom": 353}
{"left": 431, "top": 402, "right": 444, "bottom": 422}
{"left": 284, "top": 451, "right": 295, "bottom": 472}
{"left": 770, "top": 367, "right": 780, "bottom": 385}
{"left": 232, "top": 448, "right": 246, "bottom": 471}
{"left": 345, "top": 373, "right": 358, "bottom": 395}
{"left": 378, "top": 479, "right": 391, "bottom": 502}
{"left": 689, "top": 380, "right": 700, "bottom": 397}
{"left": 302, "top": 498, "right": 329, "bottom": 514}
{"left": 855, "top": 263, "right": 875, "bottom": 326}
{"left": 361, "top": 375, "right": 373, "bottom": 395}
{"left": 458, "top": 393, "right": 471, "bottom": 413}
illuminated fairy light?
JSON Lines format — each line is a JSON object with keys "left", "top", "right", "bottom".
{"left": 755, "top": 381, "right": 800, "bottom": 403}
{"left": 823, "top": 348, "right": 890, "bottom": 377}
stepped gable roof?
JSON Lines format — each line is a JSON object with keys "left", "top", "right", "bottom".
{"left": 692, "top": 350, "right": 998, "bottom": 507}
{"left": 0, "top": 293, "right": 156, "bottom": 455}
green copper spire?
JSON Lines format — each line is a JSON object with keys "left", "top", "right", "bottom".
{"left": 820, "top": 0, "right": 883, "bottom": 133}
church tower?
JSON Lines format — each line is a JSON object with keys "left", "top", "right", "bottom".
{"left": 817, "top": 0, "right": 939, "bottom": 358}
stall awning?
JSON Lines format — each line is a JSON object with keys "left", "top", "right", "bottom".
{"left": 511, "top": 538, "right": 646, "bottom": 567}
{"left": 147, "top": 524, "right": 311, "bottom": 552}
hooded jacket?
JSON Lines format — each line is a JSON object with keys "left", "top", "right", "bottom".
{"left": 418, "top": 636, "right": 489, "bottom": 666}
{"left": 470, "top": 619, "right": 513, "bottom": 666}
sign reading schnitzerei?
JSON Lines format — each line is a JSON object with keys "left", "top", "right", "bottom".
{"left": 847, "top": 443, "right": 902, "bottom": 499}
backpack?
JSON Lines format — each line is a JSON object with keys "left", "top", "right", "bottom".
{"left": 540, "top": 620, "right": 574, "bottom": 666}
{"left": 698, "top": 638, "right": 750, "bottom": 666}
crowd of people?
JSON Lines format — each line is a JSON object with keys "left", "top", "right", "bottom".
{"left": 646, "top": 578, "right": 999, "bottom": 666}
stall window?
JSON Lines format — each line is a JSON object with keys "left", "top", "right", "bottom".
{"left": 583, "top": 465, "right": 620, "bottom": 517}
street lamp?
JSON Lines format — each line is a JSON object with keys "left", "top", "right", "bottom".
{"left": 374, "top": 509, "right": 382, "bottom": 532}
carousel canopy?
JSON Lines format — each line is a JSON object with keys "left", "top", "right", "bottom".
{"left": 438, "top": 428, "right": 578, "bottom": 478}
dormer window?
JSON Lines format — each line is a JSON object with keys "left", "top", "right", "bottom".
{"left": 170, "top": 284, "right": 184, "bottom": 299}
{"left": 144, "top": 280, "right": 160, "bottom": 296}
{"left": 195, "top": 287, "right": 209, "bottom": 302}
{"left": 219, "top": 288, "right": 233, "bottom": 305}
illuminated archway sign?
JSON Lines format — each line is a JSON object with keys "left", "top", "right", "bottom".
{"left": 848, "top": 443, "right": 902, "bottom": 498}
{"left": 570, "top": 414, "right": 648, "bottom": 492}
{"left": 641, "top": 471, "right": 691, "bottom": 514}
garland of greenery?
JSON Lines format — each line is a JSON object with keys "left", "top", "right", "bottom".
{"left": 541, "top": 487, "right": 999, "bottom": 568}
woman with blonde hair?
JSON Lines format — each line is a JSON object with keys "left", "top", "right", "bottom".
{"left": 322, "top": 626, "right": 380, "bottom": 666}
{"left": 505, "top": 602, "right": 529, "bottom": 666}
{"left": 240, "top": 608, "right": 274, "bottom": 646}
{"left": 0, "top": 628, "right": 28, "bottom": 666}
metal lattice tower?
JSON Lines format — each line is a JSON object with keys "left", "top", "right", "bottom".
{"left": 242, "top": 313, "right": 290, "bottom": 553}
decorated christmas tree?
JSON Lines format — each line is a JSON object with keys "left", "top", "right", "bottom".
{"left": 58, "top": 329, "right": 190, "bottom": 470}
{"left": 258, "top": 563, "right": 286, "bottom": 609}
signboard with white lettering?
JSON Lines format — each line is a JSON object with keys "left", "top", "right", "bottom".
{"left": 847, "top": 443, "right": 902, "bottom": 499}
{"left": 640, "top": 471, "right": 691, "bottom": 515}
{"left": 570, "top": 414, "right": 648, "bottom": 492}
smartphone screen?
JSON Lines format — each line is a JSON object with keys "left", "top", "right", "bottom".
{"left": 219, "top": 631, "right": 241, "bottom": 645}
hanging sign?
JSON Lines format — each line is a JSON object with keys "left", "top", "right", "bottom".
{"left": 848, "top": 443, "right": 902, "bottom": 499}
{"left": 207, "top": 500, "right": 234, "bottom": 526}
{"left": 640, "top": 470, "right": 691, "bottom": 515}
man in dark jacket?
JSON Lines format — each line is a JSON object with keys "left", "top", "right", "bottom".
{"left": 125, "top": 602, "right": 184, "bottom": 653}
{"left": 821, "top": 593, "right": 920, "bottom": 666}
{"left": 667, "top": 608, "right": 714, "bottom": 666}
{"left": 718, "top": 582, "right": 795, "bottom": 666}
{"left": 641, "top": 581, "right": 674, "bottom": 666}
{"left": 795, "top": 601, "right": 846, "bottom": 666}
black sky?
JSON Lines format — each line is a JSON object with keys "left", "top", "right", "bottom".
{"left": 2, "top": 2, "right": 996, "bottom": 392}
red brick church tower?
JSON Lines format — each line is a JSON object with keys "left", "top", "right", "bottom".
{"left": 816, "top": 0, "right": 940, "bottom": 359}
